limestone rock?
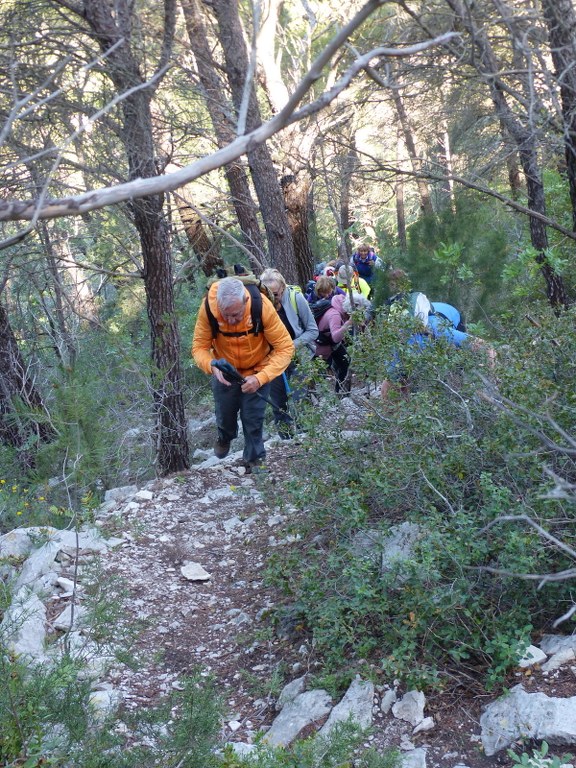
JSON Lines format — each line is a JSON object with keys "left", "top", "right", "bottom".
{"left": 1, "top": 587, "right": 47, "bottom": 661}
{"left": 481, "top": 684, "right": 576, "bottom": 756}
{"left": 181, "top": 562, "right": 211, "bottom": 581}
{"left": 518, "top": 644, "right": 547, "bottom": 668}
{"left": 319, "top": 677, "right": 374, "bottom": 737}
{"left": 381, "top": 688, "right": 398, "bottom": 714}
{"left": 276, "top": 676, "right": 307, "bottom": 711}
{"left": 104, "top": 485, "right": 138, "bottom": 503}
{"left": 392, "top": 690, "right": 426, "bottom": 727}
{"left": 401, "top": 748, "right": 428, "bottom": 768}
{"left": 541, "top": 648, "right": 575, "bottom": 673}
{"left": 264, "top": 689, "right": 332, "bottom": 747}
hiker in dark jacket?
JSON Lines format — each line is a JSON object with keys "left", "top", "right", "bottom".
{"left": 260, "top": 268, "right": 318, "bottom": 439}
{"left": 352, "top": 243, "right": 381, "bottom": 284}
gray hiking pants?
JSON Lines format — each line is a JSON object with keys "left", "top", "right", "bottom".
{"left": 211, "top": 378, "right": 270, "bottom": 463}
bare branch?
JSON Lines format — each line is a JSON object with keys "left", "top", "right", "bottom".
{"left": 0, "top": 0, "right": 456, "bottom": 226}
{"left": 480, "top": 514, "right": 576, "bottom": 561}
{"left": 553, "top": 603, "right": 576, "bottom": 628}
{"left": 420, "top": 469, "right": 457, "bottom": 515}
{"left": 0, "top": 63, "right": 169, "bottom": 248}
{"left": 478, "top": 388, "right": 576, "bottom": 457}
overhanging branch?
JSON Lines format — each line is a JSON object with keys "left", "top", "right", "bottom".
{"left": 0, "top": 0, "right": 456, "bottom": 227}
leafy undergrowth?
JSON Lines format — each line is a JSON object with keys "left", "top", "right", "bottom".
{"left": 266, "top": 305, "right": 576, "bottom": 694}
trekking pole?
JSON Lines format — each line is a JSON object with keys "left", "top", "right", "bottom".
{"left": 212, "top": 359, "right": 278, "bottom": 409}
{"left": 281, "top": 369, "right": 299, "bottom": 427}
{"left": 282, "top": 371, "right": 292, "bottom": 396}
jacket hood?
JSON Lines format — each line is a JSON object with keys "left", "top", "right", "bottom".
{"left": 331, "top": 292, "right": 347, "bottom": 315}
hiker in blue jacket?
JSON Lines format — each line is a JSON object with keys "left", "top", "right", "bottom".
{"left": 380, "top": 271, "right": 495, "bottom": 400}
{"left": 260, "top": 268, "right": 318, "bottom": 438}
{"left": 352, "top": 243, "right": 379, "bottom": 285}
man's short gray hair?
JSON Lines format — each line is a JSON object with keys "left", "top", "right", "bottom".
{"left": 217, "top": 277, "right": 246, "bottom": 310}
{"left": 338, "top": 264, "right": 354, "bottom": 282}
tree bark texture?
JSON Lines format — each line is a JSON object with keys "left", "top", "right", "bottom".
{"left": 180, "top": 0, "right": 266, "bottom": 267}
{"left": 500, "top": 122, "right": 523, "bottom": 200}
{"left": 340, "top": 143, "right": 360, "bottom": 259}
{"left": 445, "top": 0, "right": 567, "bottom": 308}
{"left": 80, "top": 0, "right": 189, "bottom": 474}
{"left": 437, "top": 125, "right": 455, "bottom": 212}
{"left": 210, "top": 0, "right": 296, "bottom": 277}
{"left": 390, "top": 74, "right": 434, "bottom": 217}
{"left": 175, "top": 195, "right": 223, "bottom": 278}
{"left": 39, "top": 222, "right": 78, "bottom": 368}
{"left": 396, "top": 132, "right": 407, "bottom": 250}
{"left": 541, "top": 0, "right": 576, "bottom": 234}
{"left": 0, "top": 302, "right": 54, "bottom": 461}
{"left": 280, "top": 174, "right": 313, "bottom": 286}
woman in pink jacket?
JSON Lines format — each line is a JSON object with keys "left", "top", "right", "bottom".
{"left": 311, "top": 276, "right": 353, "bottom": 394}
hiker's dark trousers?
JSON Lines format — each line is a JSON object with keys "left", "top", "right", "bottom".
{"left": 328, "top": 344, "right": 351, "bottom": 394}
{"left": 269, "top": 360, "right": 304, "bottom": 438}
{"left": 212, "top": 378, "right": 270, "bottom": 463}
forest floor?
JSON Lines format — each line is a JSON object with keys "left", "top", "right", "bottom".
{"left": 95, "top": 410, "right": 576, "bottom": 767}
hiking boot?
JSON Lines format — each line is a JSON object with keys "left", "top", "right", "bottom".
{"left": 245, "top": 457, "right": 267, "bottom": 475}
{"left": 278, "top": 424, "right": 295, "bottom": 440}
{"left": 214, "top": 438, "right": 230, "bottom": 459}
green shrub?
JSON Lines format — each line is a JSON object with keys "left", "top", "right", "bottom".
{"left": 400, "top": 192, "right": 510, "bottom": 321}
{"left": 0, "top": 651, "right": 92, "bottom": 764}
{"left": 266, "top": 308, "right": 576, "bottom": 691}
{"left": 220, "top": 722, "right": 400, "bottom": 768}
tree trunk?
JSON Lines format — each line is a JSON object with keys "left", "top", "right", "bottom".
{"left": 396, "top": 132, "right": 407, "bottom": 250}
{"left": 210, "top": 0, "right": 296, "bottom": 277}
{"left": 80, "top": 0, "right": 189, "bottom": 474}
{"left": 39, "top": 222, "right": 78, "bottom": 368}
{"left": 500, "top": 121, "right": 523, "bottom": 200}
{"left": 180, "top": 0, "right": 266, "bottom": 266}
{"left": 280, "top": 174, "right": 314, "bottom": 287}
{"left": 437, "top": 125, "right": 456, "bottom": 213}
{"left": 0, "top": 302, "right": 54, "bottom": 462}
{"left": 175, "top": 195, "right": 223, "bottom": 278}
{"left": 390, "top": 73, "right": 434, "bottom": 217}
{"left": 340, "top": 143, "right": 359, "bottom": 258}
{"left": 445, "top": 0, "right": 568, "bottom": 308}
{"left": 541, "top": 0, "right": 576, "bottom": 234}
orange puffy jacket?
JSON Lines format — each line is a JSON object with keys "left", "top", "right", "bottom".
{"left": 192, "top": 282, "right": 294, "bottom": 386}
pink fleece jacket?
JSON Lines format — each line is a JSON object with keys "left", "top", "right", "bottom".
{"left": 314, "top": 293, "right": 352, "bottom": 360}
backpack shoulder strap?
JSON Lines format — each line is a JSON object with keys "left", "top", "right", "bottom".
{"left": 204, "top": 281, "right": 265, "bottom": 338}
{"left": 288, "top": 285, "right": 307, "bottom": 320}
{"left": 204, "top": 295, "right": 219, "bottom": 338}
{"left": 245, "top": 283, "right": 263, "bottom": 336}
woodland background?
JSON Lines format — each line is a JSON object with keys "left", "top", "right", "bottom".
{"left": 1, "top": 2, "right": 576, "bottom": 763}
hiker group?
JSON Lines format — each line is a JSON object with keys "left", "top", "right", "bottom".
{"left": 192, "top": 247, "right": 494, "bottom": 470}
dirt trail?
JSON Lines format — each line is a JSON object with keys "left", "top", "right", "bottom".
{"left": 97, "top": 436, "right": 572, "bottom": 766}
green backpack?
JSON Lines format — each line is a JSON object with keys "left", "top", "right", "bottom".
{"left": 286, "top": 284, "right": 303, "bottom": 314}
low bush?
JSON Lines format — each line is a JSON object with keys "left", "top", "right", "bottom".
{"left": 267, "top": 305, "right": 576, "bottom": 692}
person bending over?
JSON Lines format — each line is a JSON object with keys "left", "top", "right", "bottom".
{"left": 192, "top": 277, "right": 294, "bottom": 471}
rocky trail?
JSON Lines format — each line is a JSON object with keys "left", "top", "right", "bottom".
{"left": 3, "top": 412, "right": 576, "bottom": 765}
{"left": 75, "top": 431, "right": 576, "bottom": 765}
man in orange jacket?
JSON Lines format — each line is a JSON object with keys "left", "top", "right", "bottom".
{"left": 192, "top": 277, "right": 294, "bottom": 471}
